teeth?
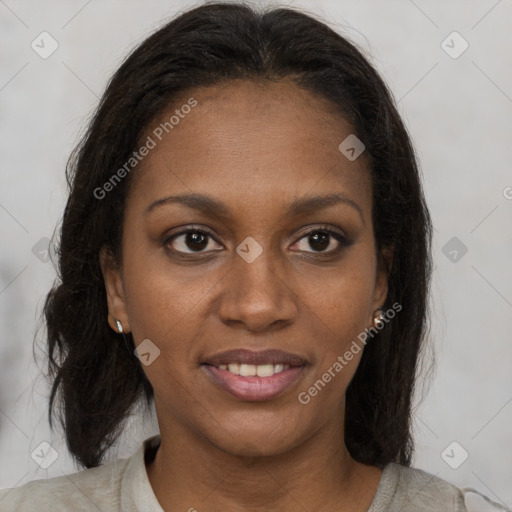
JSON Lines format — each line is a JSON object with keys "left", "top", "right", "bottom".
{"left": 228, "top": 363, "right": 240, "bottom": 375}
{"left": 239, "top": 364, "right": 256, "bottom": 377}
{"left": 217, "top": 363, "right": 290, "bottom": 377}
{"left": 256, "top": 364, "right": 274, "bottom": 377}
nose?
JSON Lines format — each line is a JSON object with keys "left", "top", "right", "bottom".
{"left": 216, "top": 245, "right": 298, "bottom": 333}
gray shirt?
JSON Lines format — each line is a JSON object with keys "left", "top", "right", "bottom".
{"left": 0, "top": 436, "right": 507, "bottom": 511}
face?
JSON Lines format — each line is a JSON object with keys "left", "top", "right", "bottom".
{"left": 101, "top": 78, "right": 390, "bottom": 457}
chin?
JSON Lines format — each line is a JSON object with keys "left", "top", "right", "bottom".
{"left": 204, "top": 419, "right": 306, "bottom": 459}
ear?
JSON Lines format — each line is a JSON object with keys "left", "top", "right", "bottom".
{"left": 370, "top": 244, "right": 394, "bottom": 320}
{"left": 99, "top": 246, "right": 131, "bottom": 333}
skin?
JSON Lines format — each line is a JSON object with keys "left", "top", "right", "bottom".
{"left": 100, "top": 78, "right": 392, "bottom": 512}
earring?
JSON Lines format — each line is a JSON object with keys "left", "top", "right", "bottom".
{"left": 114, "top": 319, "right": 132, "bottom": 353}
{"left": 373, "top": 308, "right": 385, "bottom": 328}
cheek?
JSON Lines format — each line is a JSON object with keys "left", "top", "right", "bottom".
{"left": 304, "top": 249, "right": 376, "bottom": 334}
{"left": 295, "top": 250, "right": 377, "bottom": 396}
{"left": 121, "top": 261, "right": 204, "bottom": 402}
{"left": 121, "top": 233, "right": 200, "bottom": 335}
{"left": 121, "top": 246, "right": 228, "bottom": 382}
{"left": 296, "top": 276, "right": 371, "bottom": 410}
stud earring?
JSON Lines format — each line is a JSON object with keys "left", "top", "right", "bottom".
{"left": 114, "top": 319, "right": 132, "bottom": 353}
{"left": 373, "top": 309, "right": 385, "bottom": 328}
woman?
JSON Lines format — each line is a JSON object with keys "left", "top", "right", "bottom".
{"left": 0, "top": 2, "right": 507, "bottom": 511}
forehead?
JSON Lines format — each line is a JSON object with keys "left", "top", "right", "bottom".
{"left": 128, "top": 78, "right": 371, "bottom": 216}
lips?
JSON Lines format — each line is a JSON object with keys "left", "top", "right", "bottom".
{"left": 201, "top": 349, "right": 308, "bottom": 401}
{"left": 202, "top": 348, "right": 307, "bottom": 367}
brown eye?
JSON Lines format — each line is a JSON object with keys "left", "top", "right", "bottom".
{"left": 294, "top": 228, "right": 348, "bottom": 254}
{"left": 165, "top": 229, "right": 222, "bottom": 254}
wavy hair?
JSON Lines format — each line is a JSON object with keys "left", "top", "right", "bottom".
{"left": 43, "top": 1, "right": 433, "bottom": 469}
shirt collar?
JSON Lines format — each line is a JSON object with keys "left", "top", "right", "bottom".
{"left": 120, "top": 435, "right": 164, "bottom": 511}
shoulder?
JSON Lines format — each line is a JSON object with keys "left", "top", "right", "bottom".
{"left": 393, "top": 463, "right": 466, "bottom": 507}
{"left": 0, "top": 454, "right": 130, "bottom": 512}
{"left": 369, "top": 463, "right": 510, "bottom": 512}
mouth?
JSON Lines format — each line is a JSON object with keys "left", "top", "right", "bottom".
{"left": 201, "top": 349, "right": 308, "bottom": 401}
{"left": 214, "top": 362, "right": 292, "bottom": 377}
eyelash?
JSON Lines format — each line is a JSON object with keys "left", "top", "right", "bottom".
{"left": 163, "top": 224, "right": 350, "bottom": 257}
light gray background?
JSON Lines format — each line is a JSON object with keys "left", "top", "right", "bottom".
{"left": 1, "top": 0, "right": 511, "bottom": 507}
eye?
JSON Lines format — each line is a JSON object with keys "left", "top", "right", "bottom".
{"left": 164, "top": 225, "right": 350, "bottom": 256}
{"left": 293, "top": 227, "right": 349, "bottom": 254}
{"left": 164, "top": 227, "right": 222, "bottom": 254}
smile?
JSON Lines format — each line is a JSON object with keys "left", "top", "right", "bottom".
{"left": 216, "top": 363, "right": 290, "bottom": 377}
{"left": 201, "top": 363, "right": 305, "bottom": 402}
{"left": 201, "top": 348, "right": 308, "bottom": 401}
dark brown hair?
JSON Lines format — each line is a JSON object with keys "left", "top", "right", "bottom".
{"left": 43, "top": 1, "right": 433, "bottom": 469}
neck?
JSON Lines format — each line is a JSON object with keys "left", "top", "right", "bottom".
{"left": 146, "top": 411, "right": 382, "bottom": 512}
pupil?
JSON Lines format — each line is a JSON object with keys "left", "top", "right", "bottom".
{"left": 183, "top": 231, "right": 331, "bottom": 253}
{"left": 310, "top": 231, "right": 329, "bottom": 251}
{"left": 186, "top": 232, "right": 208, "bottom": 251}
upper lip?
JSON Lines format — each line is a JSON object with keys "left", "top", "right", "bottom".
{"left": 202, "top": 349, "right": 307, "bottom": 367}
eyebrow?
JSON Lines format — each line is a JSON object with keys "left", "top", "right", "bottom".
{"left": 144, "top": 192, "right": 365, "bottom": 225}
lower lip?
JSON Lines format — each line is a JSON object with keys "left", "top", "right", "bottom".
{"left": 202, "top": 365, "right": 305, "bottom": 401}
